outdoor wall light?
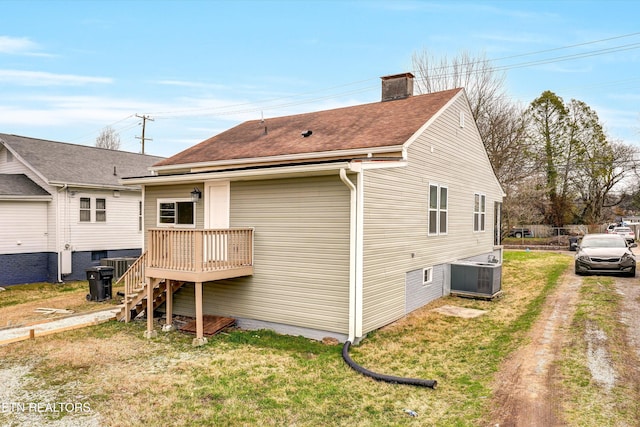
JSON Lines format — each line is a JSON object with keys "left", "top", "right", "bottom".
{"left": 190, "top": 187, "right": 202, "bottom": 202}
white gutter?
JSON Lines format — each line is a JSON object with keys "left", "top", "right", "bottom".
{"left": 0, "top": 196, "right": 53, "bottom": 201}
{"left": 151, "top": 145, "right": 404, "bottom": 173}
{"left": 339, "top": 164, "right": 364, "bottom": 342}
{"left": 48, "top": 181, "right": 140, "bottom": 191}
{"left": 122, "top": 161, "right": 355, "bottom": 186}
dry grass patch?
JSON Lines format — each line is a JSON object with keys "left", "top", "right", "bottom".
{"left": 0, "top": 281, "right": 124, "bottom": 326}
{"left": 559, "top": 277, "right": 640, "bottom": 425}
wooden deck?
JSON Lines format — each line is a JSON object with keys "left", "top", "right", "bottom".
{"left": 146, "top": 228, "right": 254, "bottom": 282}
{"left": 115, "top": 228, "right": 254, "bottom": 327}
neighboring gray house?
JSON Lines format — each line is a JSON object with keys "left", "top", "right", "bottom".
{"left": 0, "top": 134, "right": 163, "bottom": 285}
{"left": 120, "top": 73, "right": 505, "bottom": 344}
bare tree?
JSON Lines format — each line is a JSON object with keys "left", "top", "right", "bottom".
{"left": 412, "top": 49, "right": 535, "bottom": 233}
{"left": 95, "top": 126, "right": 121, "bottom": 150}
{"left": 411, "top": 50, "right": 530, "bottom": 188}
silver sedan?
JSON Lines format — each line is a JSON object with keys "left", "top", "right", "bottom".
{"left": 575, "top": 233, "right": 636, "bottom": 277}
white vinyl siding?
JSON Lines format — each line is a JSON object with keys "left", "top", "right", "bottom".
{"left": 167, "top": 175, "right": 351, "bottom": 335}
{"left": 66, "top": 190, "right": 143, "bottom": 251}
{"left": 0, "top": 201, "right": 48, "bottom": 254}
{"left": 362, "top": 94, "right": 504, "bottom": 333}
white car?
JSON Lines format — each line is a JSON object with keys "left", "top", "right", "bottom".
{"left": 613, "top": 226, "right": 635, "bottom": 243}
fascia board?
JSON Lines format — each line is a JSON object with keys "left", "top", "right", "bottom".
{"left": 150, "top": 146, "right": 404, "bottom": 173}
{"left": 121, "top": 161, "right": 356, "bottom": 186}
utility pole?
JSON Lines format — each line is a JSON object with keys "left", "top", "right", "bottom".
{"left": 135, "top": 114, "right": 154, "bottom": 154}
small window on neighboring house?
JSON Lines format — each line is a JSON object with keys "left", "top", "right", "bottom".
{"left": 139, "top": 201, "right": 143, "bottom": 231}
{"left": 158, "top": 199, "right": 195, "bottom": 227}
{"left": 91, "top": 250, "right": 107, "bottom": 261}
{"left": 429, "top": 184, "right": 448, "bottom": 235}
{"left": 423, "top": 267, "right": 433, "bottom": 285}
{"left": 80, "top": 198, "right": 91, "bottom": 222}
{"left": 6, "top": 150, "right": 13, "bottom": 162}
{"left": 96, "top": 198, "right": 106, "bottom": 222}
{"left": 474, "top": 193, "right": 486, "bottom": 232}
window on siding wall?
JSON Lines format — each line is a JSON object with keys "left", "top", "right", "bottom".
{"left": 423, "top": 267, "right": 433, "bottom": 285}
{"left": 91, "top": 250, "right": 107, "bottom": 261}
{"left": 158, "top": 199, "right": 195, "bottom": 227}
{"left": 80, "top": 197, "right": 91, "bottom": 222}
{"left": 96, "top": 198, "right": 106, "bottom": 222}
{"left": 139, "top": 201, "right": 143, "bottom": 231}
{"left": 429, "top": 184, "right": 448, "bottom": 235}
{"left": 474, "top": 193, "right": 486, "bottom": 232}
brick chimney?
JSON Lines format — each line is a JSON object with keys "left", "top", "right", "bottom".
{"left": 381, "top": 72, "right": 414, "bottom": 102}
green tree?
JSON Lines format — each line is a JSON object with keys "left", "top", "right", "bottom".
{"left": 526, "top": 91, "right": 573, "bottom": 227}
{"left": 526, "top": 92, "right": 638, "bottom": 226}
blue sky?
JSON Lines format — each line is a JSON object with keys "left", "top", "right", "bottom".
{"left": 1, "top": 0, "right": 639, "bottom": 158}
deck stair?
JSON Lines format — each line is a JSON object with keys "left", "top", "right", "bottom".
{"left": 114, "top": 252, "right": 186, "bottom": 322}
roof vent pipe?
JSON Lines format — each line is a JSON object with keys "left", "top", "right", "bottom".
{"left": 381, "top": 72, "right": 414, "bottom": 102}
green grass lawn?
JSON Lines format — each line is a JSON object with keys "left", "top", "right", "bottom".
{"left": 1, "top": 251, "right": 573, "bottom": 426}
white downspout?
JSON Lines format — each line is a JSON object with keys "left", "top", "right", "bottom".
{"left": 340, "top": 168, "right": 361, "bottom": 342}
{"left": 56, "top": 184, "right": 67, "bottom": 283}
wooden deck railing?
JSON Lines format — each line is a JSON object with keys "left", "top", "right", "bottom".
{"left": 147, "top": 228, "right": 254, "bottom": 274}
{"left": 114, "top": 251, "right": 148, "bottom": 322}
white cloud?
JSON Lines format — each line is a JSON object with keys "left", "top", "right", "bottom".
{"left": 0, "top": 36, "right": 37, "bottom": 53}
{"left": 153, "top": 79, "right": 229, "bottom": 90}
{"left": 0, "top": 69, "right": 112, "bottom": 86}
{"left": 0, "top": 36, "right": 53, "bottom": 57}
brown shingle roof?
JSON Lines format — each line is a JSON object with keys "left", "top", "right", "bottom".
{"left": 154, "top": 88, "right": 463, "bottom": 167}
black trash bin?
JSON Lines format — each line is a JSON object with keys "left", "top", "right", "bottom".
{"left": 86, "top": 266, "right": 114, "bottom": 301}
{"left": 569, "top": 236, "right": 579, "bottom": 251}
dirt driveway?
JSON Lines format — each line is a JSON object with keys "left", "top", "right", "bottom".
{"left": 489, "top": 255, "right": 640, "bottom": 426}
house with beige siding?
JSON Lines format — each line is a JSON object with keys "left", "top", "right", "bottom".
{"left": 121, "top": 73, "right": 504, "bottom": 344}
{"left": 0, "top": 134, "right": 163, "bottom": 285}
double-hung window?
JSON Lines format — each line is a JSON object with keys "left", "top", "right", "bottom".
{"left": 429, "top": 184, "right": 448, "bottom": 235}
{"left": 96, "top": 198, "right": 106, "bottom": 222}
{"left": 79, "top": 197, "right": 107, "bottom": 222}
{"left": 158, "top": 199, "right": 195, "bottom": 227}
{"left": 80, "top": 197, "right": 91, "bottom": 222}
{"left": 474, "top": 193, "right": 486, "bottom": 232}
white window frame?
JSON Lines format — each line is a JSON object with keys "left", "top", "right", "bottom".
{"left": 428, "top": 184, "right": 448, "bottom": 236}
{"left": 79, "top": 197, "right": 91, "bottom": 222}
{"left": 157, "top": 198, "right": 196, "bottom": 228}
{"left": 423, "top": 267, "right": 433, "bottom": 286}
{"left": 96, "top": 198, "right": 106, "bottom": 222}
{"left": 474, "top": 193, "right": 486, "bottom": 232}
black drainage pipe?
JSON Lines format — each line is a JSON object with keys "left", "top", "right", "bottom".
{"left": 342, "top": 341, "right": 437, "bottom": 389}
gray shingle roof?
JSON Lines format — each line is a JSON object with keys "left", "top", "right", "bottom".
{"left": 0, "top": 174, "right": 51, "bottom": 197}
{"left": 0, "top": 134, "right": 164, "bottom": 188}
